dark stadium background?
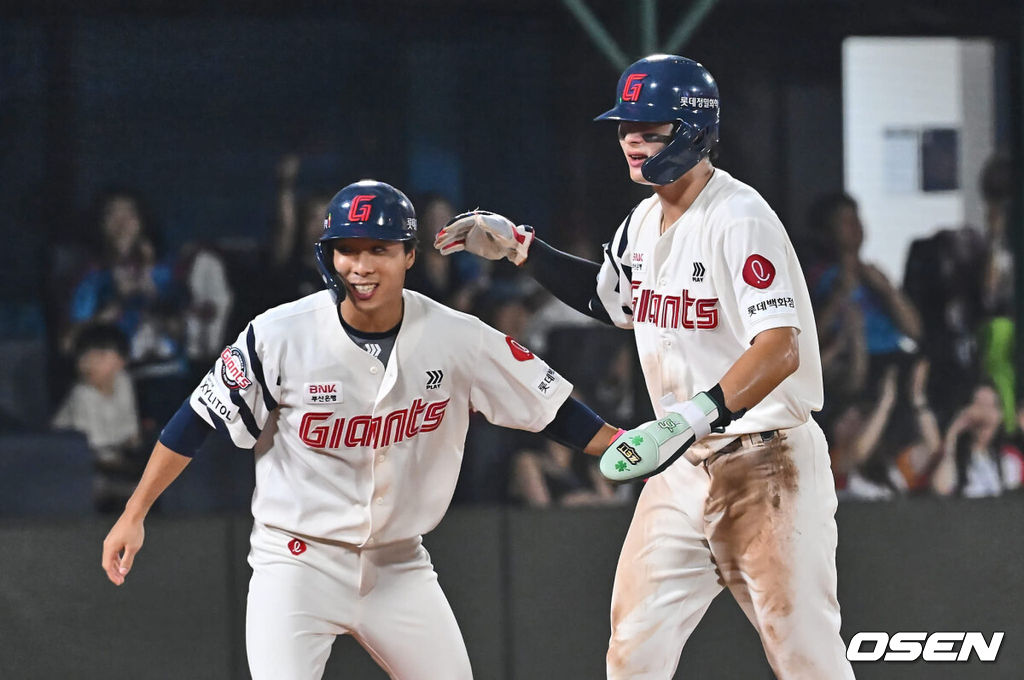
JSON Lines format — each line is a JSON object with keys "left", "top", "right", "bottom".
{"left": 1, "top": 1, "right": 1021, "bottom": 678}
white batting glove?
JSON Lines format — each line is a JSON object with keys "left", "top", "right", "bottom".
{"left": 434, "top": 210, "right": 534, "bottom": 266}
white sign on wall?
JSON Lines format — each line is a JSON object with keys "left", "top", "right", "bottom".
{"left": 843, "top": 37, "right": 994, "bottom": 282}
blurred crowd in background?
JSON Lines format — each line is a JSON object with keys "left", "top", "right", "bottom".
{"left": 2, "top": 149, "right": 1015, "bottom": 514}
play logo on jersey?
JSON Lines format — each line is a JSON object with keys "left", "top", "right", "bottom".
{"left": 220, "top": 346, "right": 252, "bottom": 390}
{"left": 742, "top": 254, "right": 776, "bottom": 289}
{"left": 425, "top": 370, "right": 444, "bottom": 390}
{"left": 505, "top": 336, "right": 534, "bottom": 361}
{"left": 304, "top": 381, "right": 343, "bottom": 405}
{"left": 287, "top": 538, "right": 307, "bottom": 556}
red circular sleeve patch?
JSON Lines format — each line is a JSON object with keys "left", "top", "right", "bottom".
{"left": 742, "top": 254, "right": 776, "bottom": 289}
{"left": 505, "top": 336, "right": 535, "bottom": 361}
{"left": 287, "top": 538, "right": 307, "bottom": 555}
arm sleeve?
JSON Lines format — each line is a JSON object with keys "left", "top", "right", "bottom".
{"left": 539, "top": 396, "right": 606, "bottom": 451}
{"left": 159, "top": 398, "right": 214, "bottom": 457}
{"left": 186, "top": 321, "right": 281, "bottom": 449}
{"left": 468, "top": 323, "right": 575, "bottom": 432}
{"left": 524, "top": 239, "right": 611, "bottom": 324}
{"left": 720, "top": 218, "right": 803, "bottom": 344}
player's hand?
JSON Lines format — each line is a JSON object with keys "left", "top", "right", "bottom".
{"left": 434, "top": 210, "right": 534, "bottom": 265}
{"left": 599, "top": 392, "right": 721, "bottom": 481}
{"left": 102, "top": 513, "right": 145, "bottom": 586}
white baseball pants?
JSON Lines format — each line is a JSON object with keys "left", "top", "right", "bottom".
{"left": 245, "top": 522, "right": 472, "bottom": 680}
{"left": 606, "top": 419, "right": 855, "bottom": 679}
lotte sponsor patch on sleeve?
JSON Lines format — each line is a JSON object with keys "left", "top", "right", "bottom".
{"left": 742, "top": 254, "right": 776, "bottom": 289}
{"left": 505, "top": 336, "right": 535, "bottom": 361}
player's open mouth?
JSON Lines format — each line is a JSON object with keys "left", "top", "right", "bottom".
{"left": 349, "top": 283, "right": 378, "bottom": 300}
{"left": 627, "top": 153, "right": 647, "bottom": 168}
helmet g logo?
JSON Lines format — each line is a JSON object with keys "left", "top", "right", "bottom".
{"left": 348, "top": 195, "right": 375, "bottom": 222}
{"left": 622, "top": 73, "right": 647, "bottom": 102}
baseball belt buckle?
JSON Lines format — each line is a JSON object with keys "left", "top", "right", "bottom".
{"left": 716, "top": 429, "right": 779, "bottom": 456}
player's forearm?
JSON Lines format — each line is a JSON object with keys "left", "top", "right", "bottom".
{"left": 123, "top": 441, "right": 191, "bottom": 520}
{"left": 717, "top": 327, "right": 799, "bottom": 413}
{"left": 523, "top": 238, "right": 612, "bottom": 324}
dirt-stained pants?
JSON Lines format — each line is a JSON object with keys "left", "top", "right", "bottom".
{"left": 606, "top": 419, "right": 855, "bottom": 680}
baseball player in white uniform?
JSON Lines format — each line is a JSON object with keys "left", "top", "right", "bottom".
{"left": 102, "top": 180, "right": 621, "bottom": 680}
{"left": 436, "top": 55, "right": 856, "bottom": 679}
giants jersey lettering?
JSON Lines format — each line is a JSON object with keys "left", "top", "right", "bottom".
{"left": 595, "top": 169, "right": 823, "bottom": 434}
{"left": 631, "top": 284, "right": 719, "bottom": 330}
{"left": 297, "top": 398, "right": 450, "bottom": 449}
{"left": 188, "top": 289, "right": 572, "bottom": 545}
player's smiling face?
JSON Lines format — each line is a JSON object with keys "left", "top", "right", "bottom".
{"left": 333, "top": 238, "right": 415, "bottom": 331}
{"left": 618, "top": 121, "right": 674, "bottom": 184}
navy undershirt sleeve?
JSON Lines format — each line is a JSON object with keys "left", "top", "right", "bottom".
{"left": 159, "top": 398, "right": 215, "bottom": 457}
{"left": 540, "top": 395, "right": 607, "bottom": 451}
{"left": 524, "top": 238, "right": 612, "bottom": 325}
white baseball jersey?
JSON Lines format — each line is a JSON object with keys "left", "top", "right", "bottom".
{"left": 595, "top": 168, "right": 823, "bottom": 434}
{"left": 595, "top": 168, "right": 853, "bottom": 679}
{"left": 189, "top": 288, "right": 572, "bottom": 545}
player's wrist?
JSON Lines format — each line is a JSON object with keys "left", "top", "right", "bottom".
{"left": 122, "top": 497, "right": 151, "bottom": 523}
{"left": 704, "top": 383, "right": 745, "bottom": 430}
{"left": 662, "top": 384, "right": 745, "bottom": 443}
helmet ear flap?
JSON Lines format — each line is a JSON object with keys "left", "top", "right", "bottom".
{"left": 314, "top": 240, "right": 347, "bottom": 303}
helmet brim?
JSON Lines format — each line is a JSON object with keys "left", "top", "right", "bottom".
{"left": 318, "top": 227, "right": 416, "bottom": 243}
{"left": 594, "top": 103, "right": 680, "bottom": 123}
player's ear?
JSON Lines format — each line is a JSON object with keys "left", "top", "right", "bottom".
{"left": 405, "top": 248, "right": 416, "bottom": 270}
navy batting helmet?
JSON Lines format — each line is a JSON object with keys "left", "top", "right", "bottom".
{"left": 314, "top": 180, "right": 418, "bottom": 302}
{"left": 595, "top": 54, "right": 719, "bottom": 185}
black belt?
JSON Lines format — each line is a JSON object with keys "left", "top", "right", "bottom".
{"left": 717, "top": 429, "right": 779, "bottom": 455}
